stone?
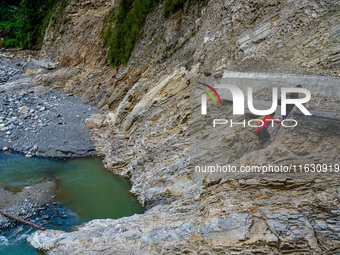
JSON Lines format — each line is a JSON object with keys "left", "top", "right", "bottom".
{"left": 85, "top": 114, "right": 105, "bottom": 129}
{"left": 18, "top": 106, "right": 29, "bottom": 114}
{"left": 0, "top": 76, "right": 97, "bottom": 158}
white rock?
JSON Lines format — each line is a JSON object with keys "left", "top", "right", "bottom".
{"left": 18, "top": 106, "right": 29, "bottom": 114}
{"left": 85, "top": 114, "right": 105, "bottom": 129}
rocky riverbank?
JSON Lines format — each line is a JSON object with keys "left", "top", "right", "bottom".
{"left": 18, "top": 0, "right": 340, "bottom": 253}
{"left": 28, "top": 177, "right": 340, "bottom": 254}
{"left": 0, "top": 50, "right": 40, "bottom": 85}
{"left": 0, "top": 181, "right": 55, "bottom": 235}
{"left": 0, "top": 51, "right": 99, "bottom": 248}
{"left": 0, "top": 57, "right": 23, "bottom": 85}
{"left": 0, "top": 53, "right": 97, "bottom": 158}
{"left": 0, "top": 178, "right": 82, "bottom": 251}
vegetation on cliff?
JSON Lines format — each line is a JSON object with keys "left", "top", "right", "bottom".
{"left": 102, "top": 0, "right": 160, "bottom": 66}
{"left": 163, "top": 0, "right": 189, "bottom": 17}
{"left": 0, "top": 0, "right": 59, "bottom": 48}
{"left": 102, "top": 0, "right": 209, "bottom": 67}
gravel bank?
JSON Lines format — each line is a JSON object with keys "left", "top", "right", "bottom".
{"left": 0, "top": 52, "right": 97, "bottom": 158}
{"left": 0, "top": 181, "right": 55, "bottom": 234}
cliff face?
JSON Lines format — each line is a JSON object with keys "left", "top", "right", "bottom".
{"left": 28, "top": 0, "right": 339, "bottom": 254}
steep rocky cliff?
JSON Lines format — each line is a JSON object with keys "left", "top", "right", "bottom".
{"left": 28, "top": 0, "right": 339, "bottom": 254}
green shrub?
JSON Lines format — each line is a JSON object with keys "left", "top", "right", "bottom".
{"left": 163, "top": 0, "right": 210, "bottom": 16}
{"left": 102, "top": 0, "right": 159, "bottom": 66}
{"left": 163, "top": 0, "right": 189, "bottom": 17}
{"left": 103, "top": 0, "right": 210, "bottom": 66}
{"left": 19, "top": 0, "right": 59, "bottom": 48}
{"left": 0, "top": 0, "right": 60, "bottom": 49}
{"left": 3, "top": 39, "right": 17, "bottom": 48}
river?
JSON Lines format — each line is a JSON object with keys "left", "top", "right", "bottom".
{"left": 0, "top": 152, "right": 143, "bottom": 254}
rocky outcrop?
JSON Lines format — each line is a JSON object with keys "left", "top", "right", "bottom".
{"left": 29, "top": 178, "right": 340, "bottom": 254}
{"left": 28, "top": 0, "right": 339, "bottom": 254}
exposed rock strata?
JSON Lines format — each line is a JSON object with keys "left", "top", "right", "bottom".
{"left": 29, "top": 178, "right": 340, "bottom": 254}
{"left": 28, "top": 0, "right": 339, "bottom": 254}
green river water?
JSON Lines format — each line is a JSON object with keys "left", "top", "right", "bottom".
{"left": 0, "top": 152, "right": 143, "bottom": 254}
